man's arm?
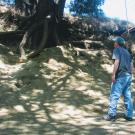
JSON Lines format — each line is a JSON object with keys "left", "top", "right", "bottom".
{"left": 131, "top": 62, "right": 134, "bottom": 74}
{"left": 112, "top": 59, "right": 119, "bottom": 82}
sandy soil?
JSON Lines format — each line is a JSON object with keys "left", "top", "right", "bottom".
{"left": 0, "top": 44, "right": 135, "bottom": 135}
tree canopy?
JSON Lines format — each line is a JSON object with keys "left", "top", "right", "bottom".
{"left": 69, "top": 0, "right": 105, "bottom": 17}
{"left": 0, "top": 0, "right": 105, "bottom": 17}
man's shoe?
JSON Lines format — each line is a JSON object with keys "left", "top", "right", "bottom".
{"left": 124, "top": 116, "right": 133, "bottom": 121}
{"left": 103, "top": 115, "right": 116, "bottom": 121}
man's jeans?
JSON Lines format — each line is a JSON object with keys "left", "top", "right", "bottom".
{"left": 108, "top": 75, "right": 133, "bottom": 118}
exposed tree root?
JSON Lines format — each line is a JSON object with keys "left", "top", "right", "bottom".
{"left": 27, "top": 19, "right": 48, "bottom": 58}
{"left": 19, "top": 21, "right": 43, "bottom": 62}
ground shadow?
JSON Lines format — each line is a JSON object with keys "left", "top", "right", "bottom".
{"left": 0, "top": 45, "right": 135, "bottom": 134}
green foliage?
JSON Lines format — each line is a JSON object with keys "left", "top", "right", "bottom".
{"left": 69, "top": 0, "right": 105, "bottom": 17}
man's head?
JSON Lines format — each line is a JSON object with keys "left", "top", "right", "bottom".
{"left": 112, "top": 36, "right": 126, "bottom": 47}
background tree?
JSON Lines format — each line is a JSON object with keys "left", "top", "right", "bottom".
{"left": 69, "top": 0, "right": 105, "bottom": 17}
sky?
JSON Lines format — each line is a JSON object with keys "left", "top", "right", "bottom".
{"left": 102, "top": 0, "right": 135, "bottom": 24}
{"left": 65, "top": 0, "right": 135, "bottom": 24}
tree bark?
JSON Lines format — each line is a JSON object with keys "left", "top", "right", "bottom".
{"left": 15, "top": 0, "right": 38, "bottom": 16}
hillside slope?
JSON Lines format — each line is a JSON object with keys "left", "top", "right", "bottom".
{"left": 0, "top": 43, "right": 135, "bottom": 135}
{"left": 0, "top": 8, "right": 135, "bottom": 134}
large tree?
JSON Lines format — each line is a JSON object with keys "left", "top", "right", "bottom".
{"left": 15, "top": 0, "right": 66, "bottom": 62}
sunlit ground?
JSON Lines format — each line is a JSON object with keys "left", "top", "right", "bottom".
{"left": 0, "top": 43, "right": 135, "bottom": 135}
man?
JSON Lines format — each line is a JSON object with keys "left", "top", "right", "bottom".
{"left": 104, "top": 36, "right": 134, "bottom": 121}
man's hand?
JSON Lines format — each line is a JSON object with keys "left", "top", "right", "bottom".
{"left": 112, "top": 59, "right": 119, "bottom": 82}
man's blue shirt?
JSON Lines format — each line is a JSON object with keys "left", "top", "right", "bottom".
{"left": 112, "top": 47, "right": 132, "bottom": 78}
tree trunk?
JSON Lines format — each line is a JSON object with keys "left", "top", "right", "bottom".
{"left": 18, "top": 0, "right": 66, "bottom": 62}
{"left": 57, "top": 0, "right": 66, "bottom": 17}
